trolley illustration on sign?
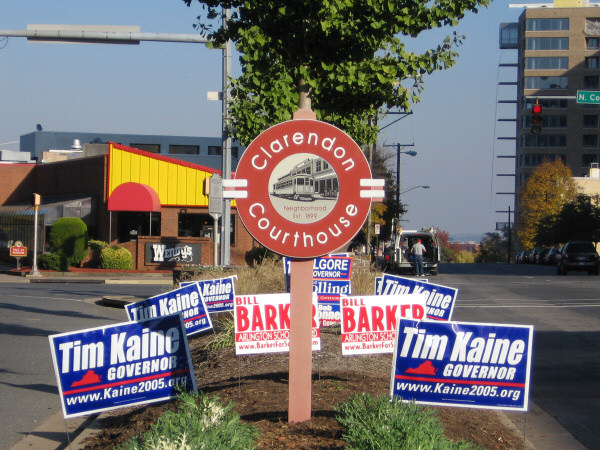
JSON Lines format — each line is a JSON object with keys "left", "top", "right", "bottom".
{"left": 271, "top": 156, "right": 339, "bottom": 202}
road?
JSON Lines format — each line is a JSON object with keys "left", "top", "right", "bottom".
{"left": 0, "top": 282, "right": 167, "bottom": 449}
{"left": 435, "top": 263, "right": 600, "bottom": 450}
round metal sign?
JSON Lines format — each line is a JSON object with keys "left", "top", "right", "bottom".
{"left": 235, "top": 119, "right": 373, "bottom": 258}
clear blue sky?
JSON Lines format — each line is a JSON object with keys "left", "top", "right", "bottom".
{"left": 0, "top": 1, "right": 539, "bottom": 240}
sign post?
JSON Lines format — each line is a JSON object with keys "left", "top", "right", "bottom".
{"left": 233, "top": 108, "right": 383, "bottom": 422}
{"left": 208, "top": 174, "right": 223, "bottom": 266}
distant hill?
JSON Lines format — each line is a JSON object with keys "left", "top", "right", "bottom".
{"left": 449, "top": 233, "right": 483, "bottom": 243}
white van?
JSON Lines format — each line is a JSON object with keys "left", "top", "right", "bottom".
{"left": 383, "top": 227, "right": 440, "bottom": 275}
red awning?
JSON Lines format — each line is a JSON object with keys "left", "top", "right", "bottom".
{"left": 108, "top": 182, "right": 161, "bottom": 212}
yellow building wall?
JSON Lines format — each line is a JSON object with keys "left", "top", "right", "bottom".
{"left": 108, "top": 142, "right": 216, "bottom": 207}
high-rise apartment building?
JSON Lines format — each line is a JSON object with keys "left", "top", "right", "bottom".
{"left": 500, "top": 0, "right": 600, "bottom": 227}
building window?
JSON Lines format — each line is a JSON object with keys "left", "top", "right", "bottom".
{"left": 586, "top": 57, "right": 600, "bottom": 70}
{"left": 585, "top": 18, "right": 600, "bottom": 35}
{"left": 583, "top": 154, "right": 600, "bottom": 167}
{"left": 587, "top": 37, "right": 600, "bottom": 50}
{"left": 526, "top": 18, "right": 569, "bottom": 31}
{"left": 525, "top": 57, "right": 568, "bottom": 70}
{"left": 525, "top": 37, "right": 568, "bottom": 50}
{"left": 208, "top": 146, "right": 239, "bottom": 158}
{"left": 583, "top": 135, "right": 600, "bottom": 148}
{"left": 522, "top": 115, "right": 567, "bottom": 129}
{"left": 169, "top": 145, "right": 199, "bottom": 155}
{"left": 130, "top": 143, "right": 160, "bottom": 153}
{"left": 584, "top": 76, "right": 600, "bottom": 89}
{"left": 500, "top": 22, "right": 519, "bottom": 49}
{"left": 524, "top": 76, "right": 568, "bottom": 90}
{"left": 178, "top": 213, "right": 214, "bottom": 238}
{"left": 520, "top": 153, "right": 566, "bottom": 168}
{"left": 117, "top": 212, "right": 161, "bottom": 243}
{"left": 521, "top": 134, "right": 566, "bottom": 148}
{"left": 584, "top": 115, "right": 600, "bottom": 128}
{"left": 524, "top": 98, "right": 567, "bottom": 109}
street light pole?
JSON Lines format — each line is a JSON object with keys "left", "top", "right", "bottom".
{"left": 383, "top": 143, "right": 416, "bottom": 220}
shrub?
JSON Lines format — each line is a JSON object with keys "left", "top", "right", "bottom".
{"left": 49, "top": 217, "right": 88, "bottom": 268}
{"left": 39, "top": 252, "right": 64, "bottom": 271}
{"left": 88, "top": 239, "right": 109, "bottom": 250}
{"left": 335, "top": 393, "right": 475, "bottom": 450}
{"left": 118, "top": 390, "right": 258, "bottom": 450}
{"left": 99, "top": 246, "right": 133, "bottom": 270}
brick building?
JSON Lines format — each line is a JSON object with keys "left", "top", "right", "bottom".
{"left": 0, "top": 143, "right": 256, "bottom": 269}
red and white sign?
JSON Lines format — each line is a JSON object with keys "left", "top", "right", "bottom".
{"left": 234, "top": 293, "right": 320, "bottom": 355}
{"left": 10, "top": 241, "right": 27, "bottom": 257}
{"left": 341, "top": 294, "right": 426, "bottom": 355}
{"left": 234, "top": 120, "right": 382, "bottom": 258}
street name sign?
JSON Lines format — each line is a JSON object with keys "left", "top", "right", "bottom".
{"left": 577, "top": 90, "right": 600, "bottom": 104}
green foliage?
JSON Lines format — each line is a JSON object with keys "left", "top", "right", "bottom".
{"left": 183, "top": 0, "right": 489, "bottom": 145}
{"left": 39, "top": 252, "right": 64, "bottom": 271}
{"left": 118, "top": 390, "right": 258, "bottom": 450}
{"left": 99, "top": 246, "right": 133, "bottom": 270}
{"left": 48, "top": 217, "right": 88, "bottom": 268}
{"left": 205, "top": 313, "right": 236, "bottom": 350}
{"left": 475, "top": 232, "right": 507, "bottom": 264}
{"left": 535, "top": 194, "right": 600, "bottom": 247}
{"left": 335, "top": 393, "right": 475, "bottom": 450}
{"left": 88, "top": 239, "right": 109, "bottom": 250}
{"left": 245, "top": 245, "right": 280, "bottom": 266}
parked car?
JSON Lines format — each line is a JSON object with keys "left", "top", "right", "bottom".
{"left": 531, "top": 247, "right": 549, "bottom": 264}
{"left": 518, "top": 250, "right": 532, "bottom": 264}
{"left": 556, "top": 241, "right": 600, "bottom": 275}
{"left": 545, "top": 247, "right": 560, "bottom": 265}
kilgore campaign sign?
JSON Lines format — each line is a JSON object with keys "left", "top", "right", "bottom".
{"left": 233, "top": 120, "right": 382, "bottom": 259}
{"left": 391, "top": 319, "right": 534, "bottom": 411}
{"left": 377, "top": 273, "right": 456, "bottom": 321}
{"left": 180, "top": 276, "right": 237, "bottom": 313}
{"left": 341, "top": 294, "right": 426, "bottom": 356}
{"left": 49, "top": 314, "right": 197, "bottom": 418}
{"left": 235, "top": 293, "right": 321, "bottom": 355}
{"left": 125, "top": 283, "right": 213, "bottom": 337}
{"left": 284, "top": 255, "right": 352, "bottom": 327}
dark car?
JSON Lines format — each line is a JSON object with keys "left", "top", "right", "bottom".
{"left": 519, "top": 250, "right": 532, "bottom": 264}
{"left": 556, "top": 241, "right": 600, "bottom": 275}
{"left": 545, "top": 247, "right": 560, "bottom": 265}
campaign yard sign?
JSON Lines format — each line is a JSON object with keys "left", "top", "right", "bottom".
{"left": 180, "top": 276, "right": 237, "bottom": 313}
{"left": 391, "top": 319, "right": 533, "bottom": 411}
{"left": 49, "top": 314, "right": 197, "bottom": 418}
{"left": 378, "top": 273, "right": 456, "bottom": 321}
{"left": 284, "top": 255, "right": 352, "bottom": 327}
{"left": 341, "top": 294, "right": 426, "bottom": 355}
{"left": 125, "top": 283, "right": 212, "bottom": 337}
{"left": 235, "top": 293, "right": 320, "bottom": 355}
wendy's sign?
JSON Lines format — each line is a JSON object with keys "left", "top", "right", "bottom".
{"left": 233, "top": 120, "right": 382, "bottom": 258}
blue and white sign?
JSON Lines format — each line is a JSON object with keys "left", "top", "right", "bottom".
{"left": 181, "top": 276, "right": 237, "bottom": 313}
{"left": 378, "top": 274, "right": 456, "bottom": 321}
{"left": 125, "top": 283, "right": 213, "bottom": 336}
{"left": 391, "top": 320, "right": 533, "bottom": 411}
{"left": 49, "top": 315, "right": 197, "bottom": 418}
{"left": 284, "top": 255, "right": 352, "bottom": 327}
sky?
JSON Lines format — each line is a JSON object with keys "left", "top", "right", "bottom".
{"left": 0, "top": 1, "right": 541, "bottom": 241}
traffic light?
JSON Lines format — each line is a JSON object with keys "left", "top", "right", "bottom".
{"left": 531, "top": 101, "right": 543, "bottom": 134}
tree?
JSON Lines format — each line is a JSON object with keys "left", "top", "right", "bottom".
{"left": 535, "top": 194, "right": 600, "bottom": 246}
{"left": 183, "top": 0, "right": 490, "bottom": 145}
{"left": 475, "top": 232, "right": 507, "bottom": 263}
{"left": 517, "top": 159, "right": 577, "bottom": 250}
{"left": 436, "top": 228, "right": 462, "bottom": 262}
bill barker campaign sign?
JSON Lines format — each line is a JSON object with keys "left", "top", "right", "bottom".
{"left": 377, "top": 274, "right": 456, "bottom": 321}
{"left": 235, "top": 293, "right": 320, "bottom": 355}
{"left": 125, "top": 283, "right": 212, "bottom": 337}
{"left": 341, "top": 294, "right": 426, "bottom": 355}
{"left": 49, "top": 315, "right": 197, "bottom": 418}
{"left": 391, "top": 320, "right": 533, "bottom": 411}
